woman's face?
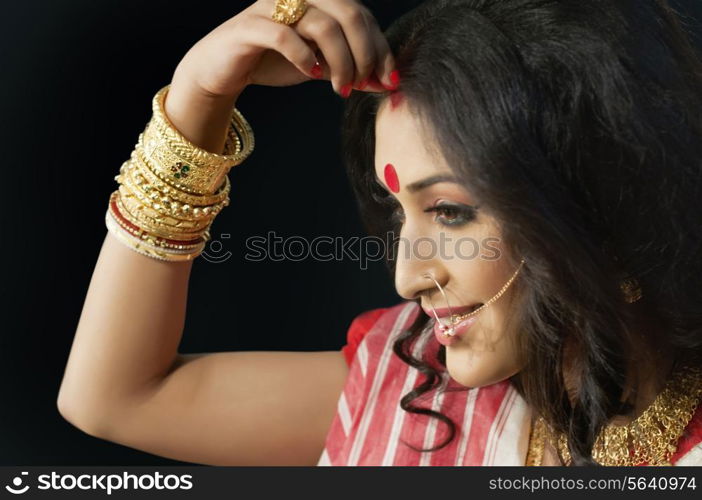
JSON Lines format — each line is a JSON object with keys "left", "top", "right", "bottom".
{"left": 374, "top": 94, "right": 525, "bottom": 388}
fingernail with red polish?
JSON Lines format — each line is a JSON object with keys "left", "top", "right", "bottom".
{"left": 340, "top": 83, "right": 352, "bottom": 98}
{"left": 389, "top": 69, "right": 400, "bottom": 89}
{"left": 357, "top": 77, "right": 369, "bottom": 90}
{"left": 310, "top": 62, "right": 323, "bottom": 79}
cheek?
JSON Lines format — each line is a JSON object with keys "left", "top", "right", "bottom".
{"left": 445, "top": 340, "right": 521, "bottom": 387}
{"left": 444, "top": 305, "right": 522, "bottom": 387}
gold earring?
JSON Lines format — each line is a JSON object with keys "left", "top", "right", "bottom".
{"left": 619, "top": 276, "right": 642, "bottom": 303}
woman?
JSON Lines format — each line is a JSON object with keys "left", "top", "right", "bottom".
{"left": 57, "top": 0, "right": 702, "bottom": 466}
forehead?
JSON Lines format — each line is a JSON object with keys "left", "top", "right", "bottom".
{"left": 374, "top": 98, "right": 450, "bottom": 181}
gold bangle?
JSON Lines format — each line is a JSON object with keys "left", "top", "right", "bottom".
{"left": 126, "top": 149, "right": 231, "bottom": 206}
{"left": 118, "top": 183, "right": 220, "bottom": 230}
{"left": 110, "top": 190, "right": 208, "bottom": 240}
{"left": 115, "top": 191, "right": 209, "bottom": 240}
{"left": 145, "top": 85, "right": 255, "bottom": 195}
{"left": 118, "top": 185, "right": 212, "bottom": 230}
{"left": 116, "top": 199, "right": 206, "bottom": 240}
{"left": 121, "top": 151, "right": 230, "bottom": 206}
{"left": 150, "top": 85, "right": 242, "bottom": 162}
{"left": 153, "top": 86, "right": 255, "bottom": 167}
{"left": 105, "top": 82, "right": 251, "bottom": 261}
{"left": 108, "top": 191, "right": 211, "bottom": 244}
{"left": 106, "top": 209, "right": 205, "bottom": 261}
{"left": 119, "top": 165, "right": 226, "bottom": 222}
{"left": 106, "top": 205, "right": 204, "bottom": 251}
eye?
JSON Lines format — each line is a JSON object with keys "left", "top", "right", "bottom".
{"left": 424, "top": 201, "right": 477, "bottom": 227}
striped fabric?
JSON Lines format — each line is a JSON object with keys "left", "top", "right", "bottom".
{"left": 317, "top": 301, "right": 702, "bottom": 466}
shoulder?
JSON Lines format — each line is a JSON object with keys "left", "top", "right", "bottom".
{"left": 340, "top": 301, "right": 421, "bottom": 366}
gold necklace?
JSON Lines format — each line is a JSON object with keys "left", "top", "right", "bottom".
{"left": 526, "top": 364, "right": 702, "bottom": 466}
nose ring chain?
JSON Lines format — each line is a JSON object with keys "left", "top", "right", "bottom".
{"left": 422, "top": 258, "right": 526, "bottom": 337}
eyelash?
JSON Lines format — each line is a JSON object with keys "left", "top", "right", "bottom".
{"left": 389, "top": 201, "right": 477, "bottom": 227}
{"left": 426, "top": 203, "right": 478, "bottom": 226}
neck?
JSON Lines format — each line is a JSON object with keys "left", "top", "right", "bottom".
{"left": 562, "top": 321, "right": 675, "bottom": 425}
{"left": 610, "top": 346, "right": 674, "bottom": 425}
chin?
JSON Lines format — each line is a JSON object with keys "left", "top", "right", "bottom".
{"left": 444, "top": 349, "right": 519, "bottom": 388}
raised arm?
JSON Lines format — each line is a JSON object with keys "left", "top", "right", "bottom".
{"left": 57, "top": 0, "right": 395, "bottom": 466}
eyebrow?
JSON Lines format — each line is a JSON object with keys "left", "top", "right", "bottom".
{"left": 375, "top": 173, "right": 461, "bottom": 193}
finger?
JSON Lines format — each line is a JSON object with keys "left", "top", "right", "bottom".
{"left": 294, "top": 6, "right": 356, "bottom": 95}
{"left": 309, "top": 50, "right": 385, "bottom": 93}
{"left": 354, "top": 72, "right": 387, "bottom": 93}
{"left": 239, "top": 15, "right": 321, "bottom": 80}
{"left": 309, "top": 0, "right": 378, "bottom": 90}
{"left": 364, "top": 12, "right": 398, "bottom": 90}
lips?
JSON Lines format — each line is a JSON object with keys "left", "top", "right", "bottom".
{"left": 432, "top": 311, "right": 481, "bottom": 346}
{"left": 422, "top": 302, "right": 483, "bottom": 319}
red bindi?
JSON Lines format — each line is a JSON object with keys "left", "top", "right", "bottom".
{"left": 389, "top": 90, "right": 404, "bottom": 110}
{"left": 384, "top": 163, "right": 400, "bottom": 193}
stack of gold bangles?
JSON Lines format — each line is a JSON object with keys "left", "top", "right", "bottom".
{"left": 105, "top": 84, "right": 254, "bottom": 262}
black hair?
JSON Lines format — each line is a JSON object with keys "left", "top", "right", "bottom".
{"left": 342, "top": 0, "right": 702, "bottom": 465}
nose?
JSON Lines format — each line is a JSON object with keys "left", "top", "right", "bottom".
{"left": 394, "top": 232, "right": 449, "bottom": 301}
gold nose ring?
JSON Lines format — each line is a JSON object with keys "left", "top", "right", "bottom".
{"left": 421, "top": 257, "right": 526, "bottom": 337}
{"left": 422, "top": 272, "right": 457, "bottom": 337}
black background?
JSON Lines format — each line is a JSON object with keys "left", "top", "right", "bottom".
{"left": 0, "top": 0, "right": 700, "bottom": 466}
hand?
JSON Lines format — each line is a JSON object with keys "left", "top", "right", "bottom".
{"left": 172, "top": 0, "right": 396, "bottom": 99}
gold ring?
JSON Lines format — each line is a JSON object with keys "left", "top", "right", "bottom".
{"left": 271, "top": 0, "right": 309, "bottom": 26}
